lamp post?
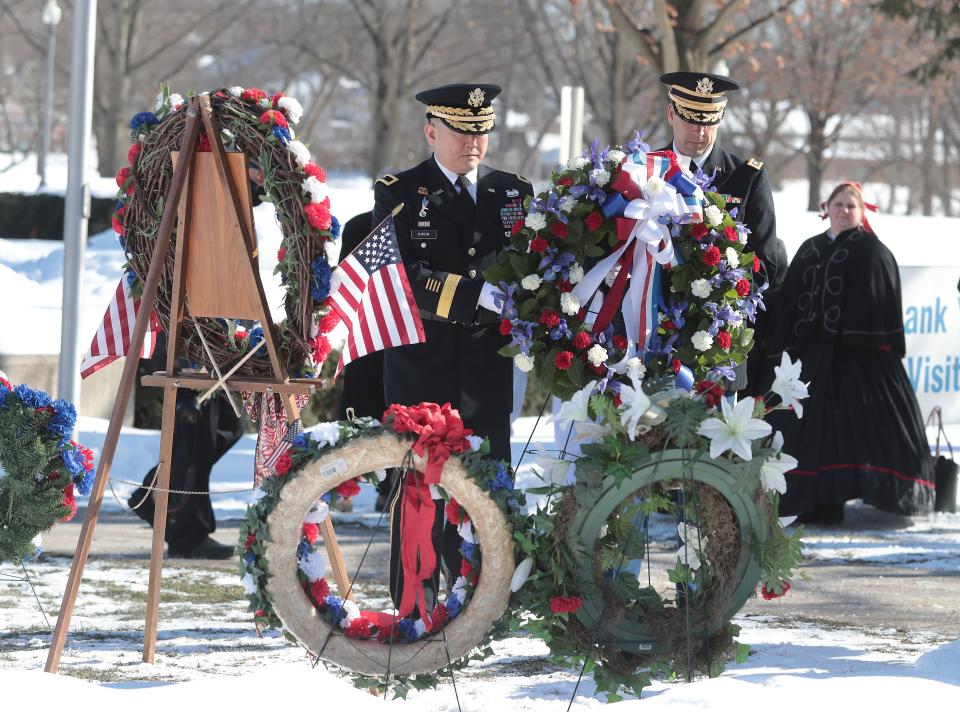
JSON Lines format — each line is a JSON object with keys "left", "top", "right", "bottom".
{"left": 38, "top": 0, "right": 62, "bottom": 188}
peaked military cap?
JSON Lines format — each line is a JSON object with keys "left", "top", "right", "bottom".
{"left": 660, "top": 72, "right": 740, "bottom": 126}
{"left": 415, "top": 83, "right": 501, "bottom": 134}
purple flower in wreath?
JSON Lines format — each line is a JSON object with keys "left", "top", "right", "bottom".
{"left": 129, "top": 112, "right": 159, "bottom": 132}
{"left": 508, "top": 320, "right": 535, "bottom": 352}
{"left": 297, "top": 539, "right": 310, "bottom": 561}
{"left": 710, "top": 260, "right": 746, "bottom": 288}
{"left": 397, "top": 618, "right": 418, "bottom": 642}
{"left": 538, "top": 249, "right": 576, "bottom": 281}
{"left": 529, "top": 192, "right": 568, "bottom": 224}
{"left": 568, "top": 183, "right": 607, "bottom": 204}
{"left": 737, "top": 281, "right": 767, "bottom": 323}
{"left": 625, "top": 130, "right": 649, "bottom": 155}
{"left": 549, "top": 318, "right": 572, "bottom": 342}
{"left": 709, "top": 364, "right": 738, "bottom": 382}
{"left": 446, "top": 595, "right": 463, "bottom": 620}
{"left": 495, "top": 281, "right": 518, "bottom": 320}
{"left": 293, "top": 432, "right": 311, "bottom": 450}
{"left": 489, "top": 462, "right": 514, "bottom": 492}
{"left": 647, "top": 328, "right": 677, "bottom": 357}
{"left": 310, "top": 254, "right": 332, "bottom": 301}
{"left": 460, "top": 541, "right": 476, "bottom": 560}
{"left": 663, "top": 300, "right": 688, "bottom": 331}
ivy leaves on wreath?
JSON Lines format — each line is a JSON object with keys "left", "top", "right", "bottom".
{"left": 0, "top": 373, "right": 95, "bottom": 563}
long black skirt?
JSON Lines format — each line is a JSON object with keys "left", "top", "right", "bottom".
{"left": 771, "top": 344, "right": 935, "bottom": 517}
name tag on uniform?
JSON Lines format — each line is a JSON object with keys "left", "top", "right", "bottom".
{"left": 412, "top": 229, "right": 437, "bottom": 240}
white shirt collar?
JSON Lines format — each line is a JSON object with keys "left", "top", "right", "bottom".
{"left": 433, "top": 154, "right": 479, "bottom": 190}
{"left": 672, "top": 142, "right": 714, "bottom": 171}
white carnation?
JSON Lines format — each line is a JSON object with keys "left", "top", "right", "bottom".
{"left": 567, "top": 155, "right": 589, "bottom": 170}
{"left": 413, "top": 619, "right": 427, "bottom": 637}
{"left": 559, "top": 195, "right": 576, "bottom": 213}
{"left": 626, "top": 357, "right": 646, "bottom": 380}
{"left": 590, "top": 168, "right": 611, "bottom": 187}
{"left": 514, "top": 353, "right": 535, "bottom": 373}
{"left": 287, "top": 140, "right": 311, "bottom": 168}
{"left": 568, "top": 263, "right": 584, "bottom": 284}
{"left": 303, "top": 500, "right": 330, "bottom": 524}
{"left": 644, "top": 176, "right": 666, "bottom": 197}
{"left": 691, "top": 278, "right": 712, "bottom": 298}
{"left": 258, "top": 96, "right": 271, "bottom": 109}
{"left": 311, "top": 421, "right": 340, "bottom": 448}
{"left": 560, "top": 291, "right": 580, "bottom": 316}
{"left": 692, "top": 330, "right": 714, "bottom": 352}
{"left": 525, "top": 212, "right": 547, "bottom": 231}
{"left": 302, "top": 175, "right": 328, "bottom": 203}
{"left": 240, "top": 572, "right": 257, "bottom": 595}
{"left": 341, "top": 599, "right": 360, "bottom": 625}
{"left": 324, "top": 240, "right": 339, "bottom": 265}
{"left": 228, "top": 86, "right": 243, "bottom": 97}
{"left": 705, "top": 204, "right": 723, "bottom": 227}
{"left": 249, "top": 487, "right": 267, "bottom": 506}
{"left": 298, "top": 549, "right": 326, "bottom": 582}
{"left": 277, "top": 96, "right": 303, "bottom": 124}
{"left": 451, "top": 576, "right": 469, "bottom": 600}
{"left": 726, "top": 247, "right": 739, "bottom": 267}
{"left": 587, "top": 344, "right": 608, "bottom": 367}
{"left": 606, "top": 149, "right": 626, "bottom": 164}
{"left": 521, "top": 274, "right": 543, "bottom": 291}
{"left": 169, "top": 93, "right": 183, "bottom": 109}
{"left": 466, "top": 435, "right": 484, "bottom": 451}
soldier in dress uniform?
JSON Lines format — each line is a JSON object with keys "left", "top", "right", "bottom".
{"left": 659, "top": 71, "right": 788, "bottom": 393}
{"left": 373, "top": 83, "right": 532, "bottom": 612}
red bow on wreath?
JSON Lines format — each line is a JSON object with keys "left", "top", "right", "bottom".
{"left": 383, "top": 402, "right": 473, "bottom": 623}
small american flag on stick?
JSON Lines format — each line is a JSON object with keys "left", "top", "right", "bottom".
{"left": 329, "top": 211, "right": 425, "bottom": 374}
{"left": 80, "top": 277, "right": 161, "bottom": 379}
{"left": 263, "top": 419, "right": 303, "bottom": 472}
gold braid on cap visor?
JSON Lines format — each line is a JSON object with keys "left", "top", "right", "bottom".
{"left": 672, "top": 101, "right": 725, "bottom": 125}
{"left": 427, "top": 105, "right": 496, "bottom": 133}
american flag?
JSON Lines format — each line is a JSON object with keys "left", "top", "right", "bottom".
{"left": 329, "top": 214, "right": 425, "bottom": 373}
{"left": 263, "top": 419, "right": 303, "bottom": 471}
{"left": 80, "top": 277, "right": 161, "bottom": 379}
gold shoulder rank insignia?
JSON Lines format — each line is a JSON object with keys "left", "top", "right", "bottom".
{"left": 377, "top": 174, "right": 399, "bottom": 186}
{"left": 746, "top": 158, "right": 764, "bottom": 170}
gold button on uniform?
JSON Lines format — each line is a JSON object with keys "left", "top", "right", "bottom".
{"left": 467, "top": 247, "right": 476, "bottom": 256}
{"left": 468, "top": 269, "right": 477, "bottom": 278}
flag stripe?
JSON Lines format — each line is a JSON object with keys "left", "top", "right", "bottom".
{"left": 80, "top": 278, "right": 160, "bottom": 379}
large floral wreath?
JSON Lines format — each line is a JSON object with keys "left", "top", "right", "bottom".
{"left": 484, "top": 132, "right": 766, "bottom": 401}
{"left": 482, "top": 136, "right": 806, "bottom": 699}
{"left": 239, "top": 403, "right": 523, "bottom": 684}
{"left": 0, "top": 372, "right": 95, "bottom": 563}
{"left": 113, "top": 85, "right": 340, "bottom": 378}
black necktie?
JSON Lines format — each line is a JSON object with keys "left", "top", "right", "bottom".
{"left": 456, "top": 175, "right": 476, "bottom": 219}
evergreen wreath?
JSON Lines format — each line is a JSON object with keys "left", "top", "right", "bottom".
{"left": 239, "top": 404, "right": 523, "bottom": 695}
{"left": 113, "top": 85, "right": 341, "bottom": 378}
{"left": 0, "top": 372, "right": 95, "bottom": 563}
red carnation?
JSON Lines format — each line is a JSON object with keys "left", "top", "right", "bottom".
{"left": 551, "top": 221, "right": 568, "bottom": 239}
{"left": 271, "top": 92, "right": 285, "bottom": 108}
{"left": 724, "top": 225, "right": 738, "bottom": 242}
{"left": 694, "top": 380, "right": 723, "bottom": 408}
{"left": 557, "top": 176, "right": 574, "bottom": 187}
{"left": 554, "top": 350, "right": 573, "bottom": 370}
{"left": 309, "top": 578, "right": 330, "bottom": 604}
{"left": 112, "top": 214, "right": 125, "bottom": 236}
{"left": 613, "top": 393, "right": 622, "bottom": 407}
{"left": 277, "top": 246, "right": 287, "bottom": 261}
{"left": 274, "top": 452, "right": 293, "bottom": 476}
{"left": 760, "top": 580, "right": 792, "bottom": 600}
{"left": 510, "top": 219, "right": 524, "bottom": 236}
{"left": 259, "top": 109, "right": 289, "bottom": 130}
{"left": 344, "top": 616, "right": 373, "bottom": 639}
{"left": 336, "top": 477, "right": 362, "bottom": 499}
{"left": 702, "top": 246, "right": 722, "bottom": 266}
{"left": 557, "top": 279, "right": 572, "bottom": 293}
{"left": 305, "top": 201, "right": 332, "bottom": 230}
{"left": 429, "top": 603, "right": 449, "bottom": 632}
{"left": 612, "top": 335, "right": 628, "bottom": 351}
{"left": 735, "top": 278, "right": 751, "bottom": 297}
{"left": 672, "top": 358, "right": 682, "bottom": 374}
{"left": 318, "top": 308, "right": 341, "bottom": 333}
{"left": 588, "top": 362, "right": 607, "bottom": 376}
{"left": 662, "top": 319, "right": 676, "bottom": 331}
{"left": 254, "top": 609, "right": 267, "bottom": 618}
{"left": 302, "top": 523, "right": 320, "bottom": 545}
{"left": 529, "top": 236, "right": 549, "bottom": 254}
{"left": 195, "top": 133, "right": 212, "bottom": 152}
{"left": 115, "top": 166, "right": 131, "bottom": 189}
{"left": 445, "top": 498, "right": 466, "bottom": 525}
{"left": 60, "top": 484, "right": 77, "bottom": 523}
{"left": 234, "top": 330, "right": 248, "bottom": 341}
{"left": 572, "top": 331, "right": 591, "bottom": 350}
{"left": 0, "top": 376, "right": 11, "bottom": 389}
{"left": 127, "top": 142, "right": 141, "bottom": 165}
{"left": 243, "top": 531, "right": 257, "bottom": 550}
{"left": 690, "top": 223, "right": 709, "bottom": 241}
{"left": 460, "top": 559, "right": 474, "bottom": 579}
{"left": 549, "top": 595, "right": 583, "bottom": 615}
{"left": 241, "top": 88, "right": 267, "bottom": 103}
{"left": 76, "top": 443, "right": 94, "bottom": 472}
{"left": 310, "top": 334, "right": 331, "bottom": 364}
{"left": 717, "top": 330, "right": 732, "bottom": 350}
{"left": 540, "top": 309, "right": 560, "bottom": 328}
{"left": 499, "top": 319, "right": 513, "bottom": 336}
{"left": 304, "top": 162, "right": 326, "bottom": 182}
{"left": 585, "top": 211, "right": 604, "bottom": 231}
{"left": 753, "top": 255, "right": 761, "bottom": 272}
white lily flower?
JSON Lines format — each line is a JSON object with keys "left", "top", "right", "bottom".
{"left": 760, "top": 449, "right": 798, "bottom": 494}
{"left": 618, "top": 374, "right": 652, "bottom": 441}
{"left": 779, "top": 515, "right": 798, "bottom": 527}
{"left": 771, "top": 352, "right": 809, "bottom": 418}
{"left": 511, "top": 557, "right": 535, "bottom": 592}
{"left": 697, "top": 396, "right": 772, "bottom": 461}
{"left": 534, "top": 452, "right": 574, "bottom": 485}
{"left": 556, "top": 380, "right": 597, "bottom": 428}
{"left": 675, "top": 524, "right": 707, "bottom": 570}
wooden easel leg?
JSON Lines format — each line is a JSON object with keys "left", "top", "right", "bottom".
{"left": 320, "top": 519, "right": 354, "bottom": 602}
{"left": 142, "top": 384, "right": 178, "bottom": 663}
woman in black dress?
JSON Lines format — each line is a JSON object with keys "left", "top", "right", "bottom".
{"left": 767, "top": 182, "right": 934, "bottom": 524}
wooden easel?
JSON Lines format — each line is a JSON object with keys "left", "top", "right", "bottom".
{"left": 45, "top": 95, "right": 351, "bottom": 673}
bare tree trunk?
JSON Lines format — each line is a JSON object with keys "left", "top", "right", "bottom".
{"left": 806, "top": 111, "right": 827, "bottom": 211}
{"left": 920, "top": 97, "right": 940, "bottom": 216}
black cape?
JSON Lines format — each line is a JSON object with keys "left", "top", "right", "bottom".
{"left": 767, "top": 228, "right": 934, "bottom": 516}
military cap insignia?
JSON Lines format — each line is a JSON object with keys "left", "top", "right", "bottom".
{"left": 468, "top": 87, "right": 485, "bottom": 108}
{"left": 696, "top": 77, "right": 715, "bottom": 94}
{"left": 377, "top": 174, "right": 398, "bottom": 186}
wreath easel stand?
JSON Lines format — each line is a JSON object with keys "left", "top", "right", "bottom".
{"left": 45, "top": 95, "right": 350, "bottom": 673}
